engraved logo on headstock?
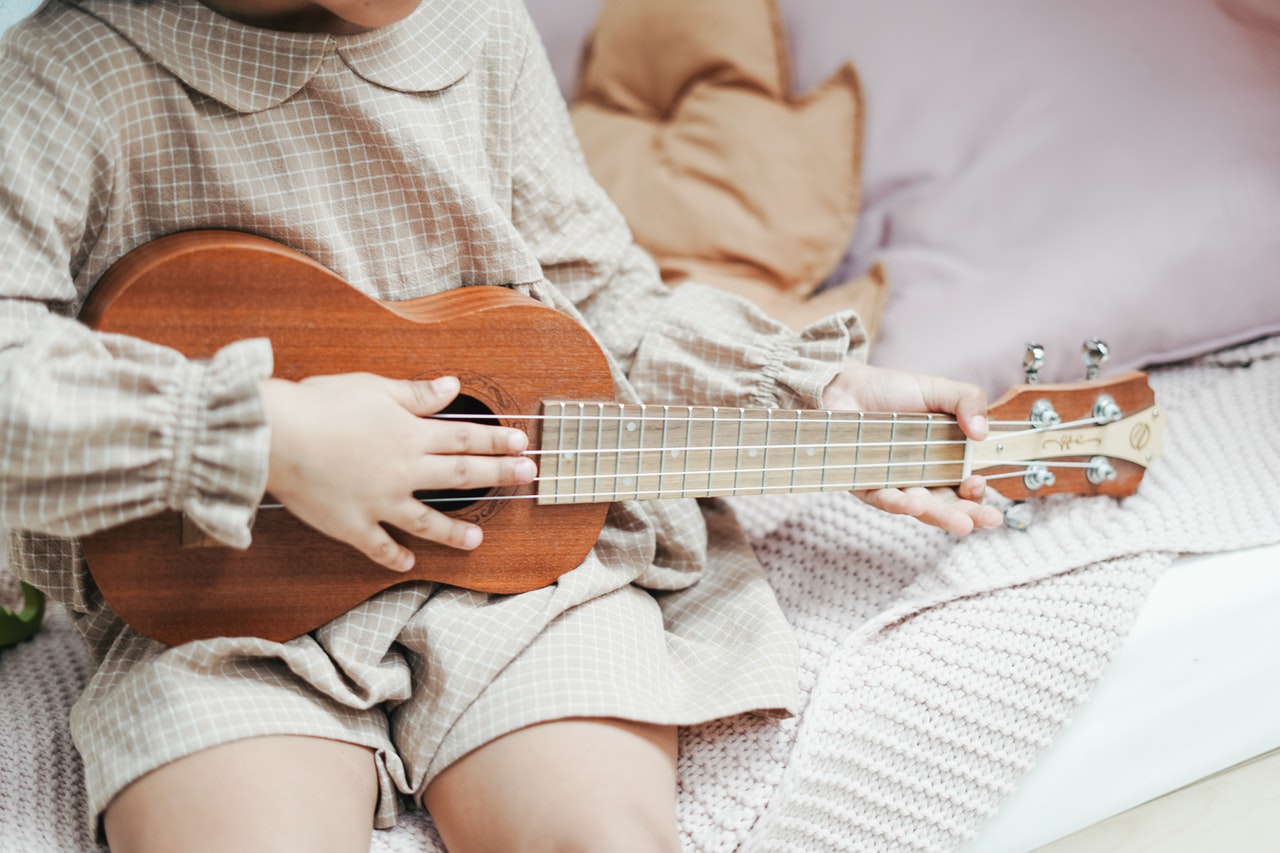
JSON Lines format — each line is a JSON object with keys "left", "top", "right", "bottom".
{"left": 1043, "top": 434, "right": 1102, "bottom": 452}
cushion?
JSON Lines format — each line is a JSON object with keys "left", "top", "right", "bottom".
{"left": 779, "top": 0, "right": 1280, "bottom": 394}
{"left": 568, "top": 0, "right": 886, "bottom": 338}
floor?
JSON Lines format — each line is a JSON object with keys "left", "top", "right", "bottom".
{"left": 1032, "top": 748, "right": 1280, "bottom": 852}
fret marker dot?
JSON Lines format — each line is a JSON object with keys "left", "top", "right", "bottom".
{"left": 807, "top": 448, "right": 817, "bottom": 457}
{"left": 748, "top": 448, "right": 759, "bottom": 458}
{"left": 626, "top": 421, "right": 637, "bottom": 432}
{"left": 671, "top": 450, "right": 681, "bottom": 458}
{"left": 564, "top": 452, "right": 575, "bottom": 462}
{"left": 624, "top": 476, "right": 635, "bottom": 487}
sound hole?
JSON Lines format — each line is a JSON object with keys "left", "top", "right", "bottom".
{"left": 414, "top": 394, "right": 499, "bottom": 513}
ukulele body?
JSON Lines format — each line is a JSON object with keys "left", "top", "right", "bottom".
{"left": 80, "top": 231, "right": 614, "bottom": 645}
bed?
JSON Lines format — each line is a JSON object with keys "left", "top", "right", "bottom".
{"left": 3, "top": 0, "right": 1279, "bottom": 851}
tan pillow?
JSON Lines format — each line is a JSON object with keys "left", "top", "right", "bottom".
{"left": 570, "top": 0, "right": 885, "bottom": 340}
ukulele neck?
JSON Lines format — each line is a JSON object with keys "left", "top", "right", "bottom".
{"left": 535, "top": 402, "right": 968, "bottom": 504}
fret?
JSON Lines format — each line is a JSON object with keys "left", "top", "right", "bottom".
{"left": 612, "top": 404, "right": 644, "bottom": 501}
{"left": 788, "top": 410, "right": 801, "bottom": 493}
{"left": 631, "top": 406, "right": 645, "bottom": 499}
{"left": 832, "top": 411, "right": 862, "bottom": 489}
{"left": 635, "top": 405, "right": 664, "bottom": 500}
{"left": 589, "top": 402, "right": 608, "bottom": 503}
{"left": 686, "top": 406, "right": 715, "bottom": 499}
{"left": 706, "top": 407, "right": 720, "bottom": 495}
{"left": 924, "top": 416, "right": 967, "bottom": 485}
{"left": 760, "top": 409, "right": 774, "bottom": 494}
{"left": 536, "top": 402, "right": 582, "bottom": 505}
{"left": 922, "top": 416, "right": 933, "bottom": 485}
{"left": 536, "top": 402, "right": 559, "bottom": 503}
{"left": 853, "top": 412, "right": 890, "bottom": 489}
{"left": 887, "top": 413, "right": 899, "bottom": 489}
{"left": 611, "top": 403, "right": 625, "bottom": 500}
{"left": 884, "top": 414, "right": 912, "bottom": 489}
{"left": 820, "top": 410, "right": 833, "bottom": 492}
{"left": 895, "top": 415, "right": 934, "bottom": 488}
{"left": 681, "top": 407, "right": 695, "bottom": 498}
{"left": 794, "top": 411, "right": 828, "bottom": 490}
{"left": 740, "top": 408, "right": 767, "bottom": 494}
{"left": 853, "top": 411, "right": 865, "bottom": 489}
{"left": 763, "top": 410, "right": 798, "bottom": 494}
{"left": 708, "top": 406, "right": 740, "bottom": 495}
{"left": 660, "top": 404, "right": 680, "bottom": 494}
{"left": 562, "top": 403, "right": 576, "bottom": 504}
{"left": 734, "top": 408, "right": 746, "bottom": 497}
{"left": 554, "top": 403, "right": 566, "bottom": 503}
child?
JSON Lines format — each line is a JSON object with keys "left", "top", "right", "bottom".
{"left": 0, "top": 1, "right": 1001, "bottom": 850}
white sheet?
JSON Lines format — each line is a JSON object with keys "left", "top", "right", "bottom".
{"left": 963, "top": 542, "right": 1280, "bottom": 853}
{"left": 0, "top": 0, "right": 38, "bottom": 34}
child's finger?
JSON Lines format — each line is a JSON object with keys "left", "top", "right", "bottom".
{"left": 349, "top": 523, "right": 417, "bottom": 573}
{"left": 956, "top": 475, "right": 987, "bottom": 502}
{"left": 388, "top": 499, "right": 484, "bottom": 555}
{"left": 422, "top": 416, "right": 529, "bottom": 457}
{"left": 856, "top": 485, "right": 1001, "bottom": 535}
{"left": 856, "top": 486, "right": 927, "bottom": 518}
{"left": 385, "top": 375, "right": 463, "bottom": 417}
{"left": 923, "top": 376, "right": 989, "bottom": 439}
{"left": 415, "top": 453, "right": 536, "bottom": 492}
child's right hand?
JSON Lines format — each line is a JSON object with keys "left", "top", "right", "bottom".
{"left": 260, "top": 374, "right": 534, "bottom": 573}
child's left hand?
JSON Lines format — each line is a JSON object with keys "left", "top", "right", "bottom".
{"left": 822, "top": 358, "right": 1005, "bottom": 535}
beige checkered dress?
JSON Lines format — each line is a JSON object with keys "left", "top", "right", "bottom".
{"left": 0, "top": 0, "right": 863, "bottom": 830}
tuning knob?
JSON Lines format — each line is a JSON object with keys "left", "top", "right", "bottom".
{"left": 1082, "top": 338, "right": 1110, "bottom": 380}
{"left": 1023, "top": 343, "right": 1046, "bottom": 385}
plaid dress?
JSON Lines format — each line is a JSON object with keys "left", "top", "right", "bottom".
{"left": 0, "top": 0, "right": 863, "bottom": 830}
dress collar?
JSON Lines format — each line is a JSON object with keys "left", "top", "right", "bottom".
{"left": 73, "top": 0, "right": 490, "bottom": 113}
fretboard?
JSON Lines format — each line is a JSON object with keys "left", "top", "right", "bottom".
{"left": 535, "top": 402, "right": 968, "bottom": 505}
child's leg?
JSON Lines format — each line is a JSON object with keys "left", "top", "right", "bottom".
{"left": 103, "top": 735, "right": 378, "bottom": 853}
{"left": 425, "top": 717, "right": 680, "bottom": 853}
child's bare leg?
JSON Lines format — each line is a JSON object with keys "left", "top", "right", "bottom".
{"left": 103, "top": 735, "right": 378, "bottom": 853}
{"left": 425, "top": 718, "right": 680, "bottom": 853}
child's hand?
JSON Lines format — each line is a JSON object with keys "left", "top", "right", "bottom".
{"left": 822, "top": 358, "right": 1004, "bottom": 535}
{"left": 261, "top": 374, "right": 534, "bottom": 572}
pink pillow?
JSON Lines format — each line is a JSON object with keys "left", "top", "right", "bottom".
{"left": 530, "top": 0, "right": 1280, "bottom": 395}
{"left": 781, "top": 0, "right": 1280, "bottom": 394}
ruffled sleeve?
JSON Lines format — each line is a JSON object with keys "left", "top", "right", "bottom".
{"left": 624, "top": 281, "right": 867, "bottom": 410}
{"left": 161, "top": 336, "right": 274, "bottom": 548}
{"left": 0, "top": 309, "right": 273, "bottom": 549}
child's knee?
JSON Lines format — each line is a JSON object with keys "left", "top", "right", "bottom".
{"left": 425, "top": 719, "right": 680, "bottom": 852}
{"left": 507, "top": 797, "right": 680, "bottom": 853}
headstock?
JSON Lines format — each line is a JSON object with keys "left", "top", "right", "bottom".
{"left": 969, "top": 341, "right": 1164, "bottom": 501}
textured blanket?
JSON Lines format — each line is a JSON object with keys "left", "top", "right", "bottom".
{"left": 3, "top": 337, "right": 1278, "bottom": 853}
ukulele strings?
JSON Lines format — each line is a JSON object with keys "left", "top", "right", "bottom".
{"left": 257, "top": 413, "right": 1115, "bottom": 509}
{"left": 532, "top": 457, "right": 1095, "bottom": 491}
{"left": 419, "top": 458, "right": 1096, "bottom": 506}
{"left": 256, "top": 457, "right": 1096, "bottom": 511}
{"left": 396, "top": 460, "right": 1091, "bottom": 507}
{"left": 431, "top": 411, "right": 1109, "bottom": 440}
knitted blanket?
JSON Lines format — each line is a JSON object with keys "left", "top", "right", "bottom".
{"left": 3, "top": 337, "right": 1278, "bottom": 853}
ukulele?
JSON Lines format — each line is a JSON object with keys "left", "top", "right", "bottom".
{"left": 79, "top": 231, "right": 1165, "bottom": 645}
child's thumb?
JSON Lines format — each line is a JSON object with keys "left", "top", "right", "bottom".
{"left": 392, "top": 375, "right": 460, "bottom": 416}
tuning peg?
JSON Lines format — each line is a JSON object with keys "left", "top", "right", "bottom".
{"left": 1081, "top": 338, "right": 1110, "bottom": 380}
{"left": 1003, "top": 500, "right": 1034, "bottom": 531}
{"left": 984, "top": 488, "right": 1034, "bottom": 531}
{"left": 1023, "top": 343, "right": 1045, "bottom": 385}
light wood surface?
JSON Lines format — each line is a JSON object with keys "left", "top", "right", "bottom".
{"left": 1032, "top": 748, "right": 1280, "bottom": 853}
